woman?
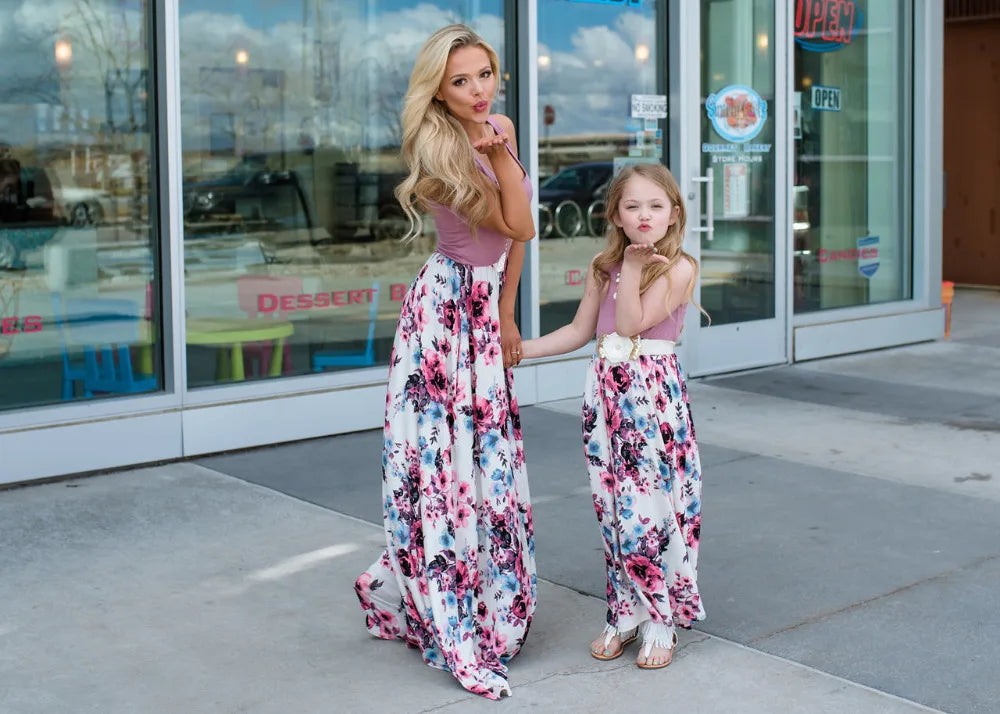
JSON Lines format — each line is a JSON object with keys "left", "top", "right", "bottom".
{"left": 354, "top": 24, "right": 536, "bottom": 700}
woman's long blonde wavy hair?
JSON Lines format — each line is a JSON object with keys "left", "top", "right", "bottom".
{"left": 395, "top": 24, "right": 500, "bottom": 241}
{"left": 592, "top": 163, "right": 703, "bottom": 312}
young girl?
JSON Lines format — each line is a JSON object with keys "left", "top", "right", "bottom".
{"left": 521, "top": 163, "right": 705, "bottom": 669}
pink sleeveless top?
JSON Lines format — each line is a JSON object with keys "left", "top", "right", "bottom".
{"left": 595, "top": 264, "right": 687, "bottom": 341}
{"left": 430, "top": 117, "right": 532, "bottom": 267}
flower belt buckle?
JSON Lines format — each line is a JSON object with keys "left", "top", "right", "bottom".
{"left": 598, "top": 333, "right": 640, "bottom": 364}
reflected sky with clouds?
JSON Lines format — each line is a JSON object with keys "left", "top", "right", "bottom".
{"left": 176, "top": 0, "right": 656, "bottom": 150}
{"left": 0, "top": 0, "right": 658, "bottom": 150}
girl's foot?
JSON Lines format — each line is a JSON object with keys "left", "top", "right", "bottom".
{"left": 590, "top": 623, "right": 638, "bottom": 661}
{"left": 636, "top": 620, "right": 676, "bottom": 669}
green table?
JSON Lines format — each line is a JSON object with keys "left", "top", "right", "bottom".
{"left": 186, "top": 317, "right": 295, "bottom": 381}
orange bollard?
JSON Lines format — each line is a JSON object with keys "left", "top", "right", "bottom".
{"left": 941, "top": 280, "right": 955, "bottom": 338}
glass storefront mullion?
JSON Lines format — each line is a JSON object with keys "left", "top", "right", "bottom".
{"left": 160, "top": 0, "right": 187, "bottom": 399}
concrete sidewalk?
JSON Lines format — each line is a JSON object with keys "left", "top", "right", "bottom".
{"left": 2, "top": 287, "right": 998, "bottom": 713}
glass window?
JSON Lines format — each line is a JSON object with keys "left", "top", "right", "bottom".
{"left": 793, "top": 0, "right": 912, "bottom": 313}
{"left": 0, "top": 1, "right": 160, "bottom": 411}
{"left": 178, "top": 1, "right": 507, "bottom": 387}
{"left": 537, "top": 0, "right": 663, "bottom": 334}
{"left": 700, "top": 0, "right": 776, "bottom": 326}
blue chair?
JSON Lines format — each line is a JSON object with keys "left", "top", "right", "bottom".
{"left": 63, "top": 297, "right": 157, "bottom": 396}
{"left": 312, "top": 281, "right": 380, "bottom": 370}
{"left": 51, "top": 293, "right": 88, "bottom": 400}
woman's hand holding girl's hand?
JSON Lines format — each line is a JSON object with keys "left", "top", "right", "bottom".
{"left": 623, "top": 243, "right": 671, "bottom": 267}
{"left": 501, "top": 314, "right": 522, "bottom": 368}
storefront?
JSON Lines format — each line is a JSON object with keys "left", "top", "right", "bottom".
{"left": 0, "top": 0, "right": 943, "bottom": 484}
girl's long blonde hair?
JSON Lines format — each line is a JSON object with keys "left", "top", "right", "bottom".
{"left": 592, "top": 163, "right": 701, "bottom": 307}
{"left": 395, "top": 24, "right": 499, "bottom": 241}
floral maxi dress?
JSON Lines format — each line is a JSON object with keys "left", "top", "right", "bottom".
{"left": 584, "top": 274, "right": 705, "bottom": 644}
{"left": 354, "top": 150, "right": 536, "bottom": 700}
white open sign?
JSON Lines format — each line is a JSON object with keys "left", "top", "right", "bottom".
{"left": 811, "top": 85, "right": 841, "bottom": 112}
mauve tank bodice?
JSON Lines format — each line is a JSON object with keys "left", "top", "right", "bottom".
{"left": 431, "top": 118, "right": 531, "bottom": 266}
{"left": 595, "top": 264, "right": 687, "bottom": 341}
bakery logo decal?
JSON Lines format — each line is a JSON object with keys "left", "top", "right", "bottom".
{"left": 794, "top": 0, "right": 860, "bottom": 53}
{"left": 706, "top": 85, "right": 767, "bottom": 144}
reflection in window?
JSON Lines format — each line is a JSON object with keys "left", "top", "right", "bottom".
{"left": 179, "top": 1, "right": 506, "bottom": 387}
{"left": 0, "top": 1, "right": 159, "bottom": 412}
{"left": 792, "top": 0, "right": 912, "bottom": 313}
{"left": 699, "top": 0, "right": 776, "bottom": 326}
{"left": 537, "top": 0, "right": 660, "bottom": 334}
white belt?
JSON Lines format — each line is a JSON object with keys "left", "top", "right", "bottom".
{"left": 596, "top": 333, "right": 675, "bottom": 363}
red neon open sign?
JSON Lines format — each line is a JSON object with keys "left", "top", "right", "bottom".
{"left": 794, "top": 0, "right": 859, "bottom": 52}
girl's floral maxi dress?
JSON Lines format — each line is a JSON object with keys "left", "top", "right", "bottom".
{"left": 354, "top": 146, "right": 536, "bottom": 700}
{"left": 584, "top": 267, "right": 705, "bottom": 645}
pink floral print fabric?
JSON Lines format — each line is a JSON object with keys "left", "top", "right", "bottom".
{"left": 354, "top": 250, "right": 536, "bottom": 700}
{"left": 583, "top": 352, "right": 705, "bottom": 639}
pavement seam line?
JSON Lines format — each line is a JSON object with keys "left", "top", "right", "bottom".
{"left": 185, "top": 462, "right": 391, "bottom": 532}
{"left": 747, "top": 550, "right": 1000, "bottom": 646}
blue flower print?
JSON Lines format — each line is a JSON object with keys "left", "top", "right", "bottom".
{"left": 482, "top": 430, "right": 501, "bottom": 455}
{"left": 396, "top": 524, "right": 410, "bottom": 546}
{"left": 621, "top": 397, "right": 636, "bottom": 417}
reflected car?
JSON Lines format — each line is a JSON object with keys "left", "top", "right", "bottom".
{"left": 183, "top": 159, "right": 326, "bottom": 264}
{"left": 184, "top": 160, "right": 314, "bottom": 233}
{"left": 538, "top": 161, "right": 613, "bottom": 238}
{"left": 55, "top": 186, "right": 114, "bottom": 227}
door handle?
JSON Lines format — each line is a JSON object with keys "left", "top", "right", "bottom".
{"left": 691, "top": 168, "right": 714, "bottom": 241}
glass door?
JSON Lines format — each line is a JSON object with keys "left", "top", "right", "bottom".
{"left": 672, "top": 0, "right": 788, "bottom": 376}
{"left": 535, "top": 0, "right": 667, "bottom": 335}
